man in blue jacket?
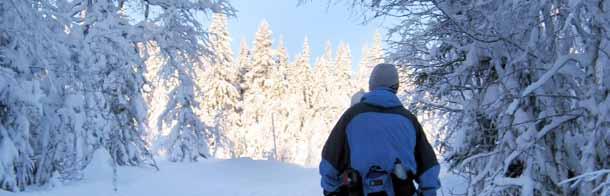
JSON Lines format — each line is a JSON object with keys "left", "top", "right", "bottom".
{"left": 319, "top": 64, "right": 440, "bottom": 196}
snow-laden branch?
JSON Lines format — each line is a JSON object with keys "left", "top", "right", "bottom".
{"left": 493, "top": 176, "right": 535, "bottom": 196}
{"left": 560, "top": 169, "right": 610, "bottom": 194}
{"left": 502, "top": 114, "right": 579, "bottom": 173}
{"left": 521, "top": 56, "right": 577, "bottom": 97}
{"left": 457, "top": 151, "right": 498, "bottom": 169}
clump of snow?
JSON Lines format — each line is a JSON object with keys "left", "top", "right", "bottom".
{"left": 83, "top": 149, "right": 114, "bottom": 183}
{"left": 0, "top": 135, "right": 18, "bottom": 166}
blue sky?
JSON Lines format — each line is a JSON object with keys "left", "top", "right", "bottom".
{"left": 227, "top": 0, "right": 385, "bottom": 68}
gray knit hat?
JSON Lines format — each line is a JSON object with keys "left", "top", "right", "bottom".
{"left": 369, "top": 63, "right": 399, "bottom": 91}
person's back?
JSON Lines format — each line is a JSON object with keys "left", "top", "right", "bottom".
{"left": 319, "top": 64, "right": 440, "bottom": 196}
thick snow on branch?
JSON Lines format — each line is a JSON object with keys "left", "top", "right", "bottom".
{"left": 521, "top": 56, "right": 577, "bottom": 97}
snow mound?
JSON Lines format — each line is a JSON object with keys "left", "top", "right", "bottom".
{"left": 83, "top": 148, "right": 115, "bottom": 182}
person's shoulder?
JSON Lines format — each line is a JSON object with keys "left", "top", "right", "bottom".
{"left": 378, "top": 105, "right": 420, "bottom": 122}
{"left": 344, "top": 102, "right": 375, "bottom": 115}
{"left": 336, "top": 103, "right": 372, "bottom": 122}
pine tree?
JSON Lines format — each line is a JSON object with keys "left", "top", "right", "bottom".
{"left": 288, "top": 37, "right": 313, "bottom": 102}
{"left": 242, "top": 20, "right": 276, "bottom": 158}
{"left": 231, "top": 38, "right": 250, "bottom": 157}
{"left": 143, "top": 42, "right": 172, "bottom": 154}
{"left": 269, "top": 36, "right": 294, "bottom": 161}
{"left": 276, "top": 36, "right": 289, "bottom": 66}
{"left": 335, "top": 42, "right": 355, "bottom": 104}
{"left": 313, "top": 41, "right": 335, "bottom": 109}
{"left": 153, "top": 5, "right": 226, "bottom": 162}
{"left": 356, "top": 32, "right": 384, "bottom": 91}
{"left": 236, "top": 37, "right": 251, "bottom": 97}
{"left": 82, "top": 2, "right": 152, "bottom": 167}
{"left": 356, "top": 44, "right": 371, "bottom": 91}
{"left": 201, "top": 13, "right": 240, "bottom": 158}
{"left": 289, "top": 37, "right": 319, "bottom": 165}
{"left": 368, "top": 31, "right": 385, "bottom": 66}
{"left": 142, "top": 1, "right": 235, "bottom": 163}
{"left": 315, "top": 41, "right": 335, "bottom": 88}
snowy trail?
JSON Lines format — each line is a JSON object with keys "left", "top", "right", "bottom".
{"left": 2, "top": 158, "right": 465, "bottom": 196}
{"left": 2, "top": 158, "right": 319, "bottom": 196}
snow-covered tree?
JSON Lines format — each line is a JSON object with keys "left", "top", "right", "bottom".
{"left": 1, "top": 0, "right": 104, "bottom": 190}
{"left": 355, "top": 44, "right": 371, "bottom": 91}
{"left": 1, "top": 0, "right": 235, "bottom": 191}
{"left": 335, "top": 42, "right": 355, "bottom": 105}
{"left": 356, "top": 32, "right": 385, "bottom": 91}
{"left": 369, "top": 31, "right": 385, "bottom": 65}
{"left": 283, "top": 37, "right": 316, "bottom": 163}
{"left": 288, "top": 37, "right": 314, "bottom": 108}
{"left": 241, "top": 20, "right": 277, "bottom": 158}
{"left": 151, "top": 1, "right": 235, "bottom": 162}
{"left": 350, "top": 0, "right": 610, "bottom": 195}
{"left": 275, "top": 36, "right": 289, "bottom": 66}
{"left": 238, "top": 38, "right": 251, "bottom": 74}
{"left": 76, "top": 0, "right": 154, "bottom": 168}
{"left": 230, "top": 38, "right": 251, "bottom": 157}
{"left": 267, "top": 36, "right": 297, "bottom": 161}
{"left": 199, "top": 13, "right": 240, "bottom": 158}
{"left": 143, "top": 42, "right": 173, "bottom": 155}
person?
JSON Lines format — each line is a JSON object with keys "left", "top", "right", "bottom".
{"left": 319, "top": 64, "right": 440, "bottom": 196}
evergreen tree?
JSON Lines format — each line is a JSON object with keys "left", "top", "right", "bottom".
{"left": 153, "top": 2, "right": 235, "bottom": 162}
{"left": 143, "top": 42, "right": 172, "bottom": 154}
{"left": 242, "top": 20, "right": 276, "bottom": 158}
{"left": 312, "top": 41, "right": 335, "bottom": 111}
{"left": 290, "top": 37, "right": 319, "bottom": 165}
{"left": 78, "top": 0, "right": 153, "bottom": 168}
{"left": 288, "top": 37, "right": 313, "bottom": 104}
{"left": 356, "top": 32, "right": 385, "bottom": 91}
{"left": 276, "top": 36, "right": 289, "bottom": 66}
{"left": 269, "top": 36, "right": 293, "bottom": 161}
{"left": 368, "top": 31, "right": 385, "bottom": 66}
{"left": 0, "top": 1, "right": 74, "bottom": 190}
{"left": 335, "top": 42, "right": 355, "bottom": 105}
{"left": 1, "top": 0, "right": 235, "bottom": 191}
{"left": 356, "top": 44, "right": 371, "bottom": 91}
{"left": 201, "top": 13, "right": 240, "bottom": 158}
{"left": 231, "top": 38, "right": 250, "bottom": 157}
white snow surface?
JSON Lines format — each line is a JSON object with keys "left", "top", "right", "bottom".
{"left": 2, "top": 158, "right": 465, "bottom": 196}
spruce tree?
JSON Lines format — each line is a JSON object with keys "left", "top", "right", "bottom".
{"left": 356, "top": 44, "right": 371, "bottom": 91}
{"left": 242, "top": 20, "right": 276, "bottom": 158}
{"left": 202, "top": 13, "right": 240, "bottom": 158}
{"left": 335, "top": 42, "right": 355, "bottom": 107}
{"left": 356, "top": 32, "right": 384, "bottom": 91}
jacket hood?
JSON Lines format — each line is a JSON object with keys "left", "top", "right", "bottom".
{"left": 361, "top": 88, "right": 402, "bottom": 108}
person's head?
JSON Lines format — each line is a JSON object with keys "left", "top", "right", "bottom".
{"left": 368, "top": 63, "right": 399, "bottom": 93}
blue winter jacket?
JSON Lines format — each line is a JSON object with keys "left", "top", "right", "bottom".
{"left": 319, "top": 88, "right": 441, "bottom": 196}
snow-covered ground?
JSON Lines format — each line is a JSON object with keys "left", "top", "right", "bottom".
{"left": 2, "top": 153, "right": 466, "bottom": 196}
